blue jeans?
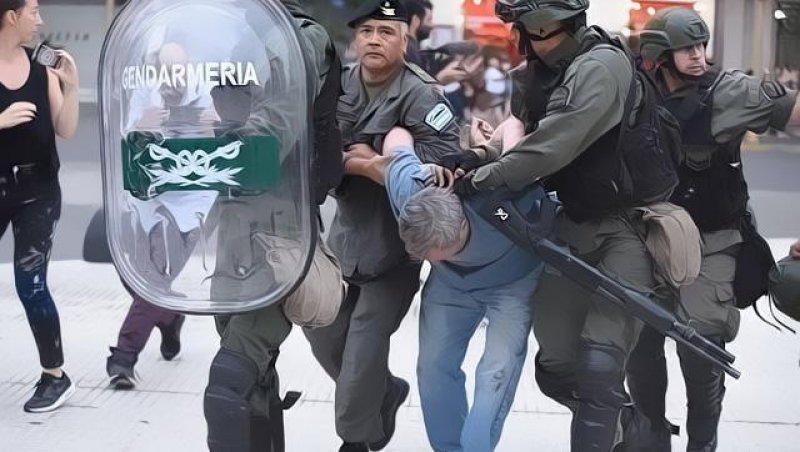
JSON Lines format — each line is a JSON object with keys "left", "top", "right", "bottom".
{"left": 417, "top": 267, "right": 541, "bottom": 452}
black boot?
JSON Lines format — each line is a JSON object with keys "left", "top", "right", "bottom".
{"left": 339, "top": 442, "right": 368, "bottom": 452}
{"left": 368, "top": 376, "right": 410, "bottom": 451}
{"left": 106, "top": 347, "right": 137, "bottom": 390}
{"left": 626, "top": 326, "right": 672, "bottom": 452}
{"left": 160, "top": 315, "right": 185, "bottom": 361}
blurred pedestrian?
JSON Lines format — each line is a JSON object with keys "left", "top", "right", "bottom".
{"left": 0, "top": 0, "right": 79, "bottom": 412}
{"left": 791, "top": 240, "right": 800, "bottom": 259}
{"left": 106, "top": 41, "right": 211, "bottom": 390}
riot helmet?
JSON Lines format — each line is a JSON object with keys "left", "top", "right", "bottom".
{"left": 640, "top": 7, "right": 710, "bottom": 66}
{"left": 770, "top": 257, "right": 800, "bottom": 323}
{"left": 495, "top": 0, "right": 588, "bottom": 32}
{"left": 495, "top": 0, "right": 588, "bottom": 67}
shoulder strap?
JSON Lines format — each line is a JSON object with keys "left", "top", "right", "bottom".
{"left": 404, "top": 61, "right": 437, "bottom": 84}
{"left": 614, "top": 53, "right": 639, "bottom": 151}
{"left": 672, "top": 70, "right": 725, "bottom": 122}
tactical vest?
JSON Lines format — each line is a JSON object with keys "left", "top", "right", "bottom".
{"left": 526, "top": 29, "right": 681, "bottom": 223}
{"left": 665, "top": 71, "right": 749, "bottom": 232}
{"left": 526, "top": 32, "right": 626, "bottom": 223}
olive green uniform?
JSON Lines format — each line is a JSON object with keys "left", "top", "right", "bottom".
{"left": 472, "top": 27, "right": 655, "bottom": 452}
{"left": 206, "top": 6, "right": 336, "bottom": 444}
{"left": 304, "top": 62, "right": 461, "bottom": 443}
{"left": 214, "top": 7, "right": 332, "bottom": 395}
{"left": 627, "top": 70, "right": 798, "bottom": 451}
{"left": 671, "top": 71, "right": 796, "bottom": 340}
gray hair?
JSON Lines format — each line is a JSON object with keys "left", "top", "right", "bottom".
{"left": 398, "top": 186, "right": 465, "bottom": 260}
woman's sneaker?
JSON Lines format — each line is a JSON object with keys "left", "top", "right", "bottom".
{"left": 23, "top": 372, "right": 75, "bottom": 413}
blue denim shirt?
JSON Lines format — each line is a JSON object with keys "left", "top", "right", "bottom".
{"left": 386, "top": 147, "right": 542, "bottom": 290}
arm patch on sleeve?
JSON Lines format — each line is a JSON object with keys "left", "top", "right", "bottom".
{"left": 425, "top": 103, "right": 455, "bottom": 132}
{"left": 761, "top": 81, "right": 787, "bottom": 100}
{"left": 546, "top": 86, "right": 571, "bottom": 112}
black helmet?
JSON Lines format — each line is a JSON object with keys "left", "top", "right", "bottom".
{"left": 495, "top": 0, "right": 589, "bottom": 32}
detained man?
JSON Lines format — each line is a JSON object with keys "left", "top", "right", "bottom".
{"left": 302, "top": 1, "right": 462, "bottom": 451}
{"left": 345, "top": 127, "right": 544, "bottom": 452}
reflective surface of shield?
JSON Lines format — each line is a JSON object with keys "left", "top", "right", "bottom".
{"left": 99, "top": 0, "right": 315, "bottom": 314}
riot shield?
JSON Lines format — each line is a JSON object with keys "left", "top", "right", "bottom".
{"left": 98, "top": 0, "right": 316, "bottom": 314}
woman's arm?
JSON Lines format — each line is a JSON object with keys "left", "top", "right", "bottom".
{"left": 47, "top": 50, "right": 80, "bottom": 139}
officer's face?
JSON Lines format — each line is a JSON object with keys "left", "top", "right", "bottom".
{"left": 672, "top": 43, "right": 708, "bottom": 77}
{"left": 528, "top": 21, "right": 568, "bottom": 59}
{"left": 355, "top": 19, "right": 407, "bottom": 73}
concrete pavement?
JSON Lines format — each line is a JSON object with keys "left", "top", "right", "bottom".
{"left": 1, "top": 240, "right": 799, "bottom": 452}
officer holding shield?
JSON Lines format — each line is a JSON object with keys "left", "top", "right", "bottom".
{"left": 302, "top": 1, "right": 461, "bottom": 451}
{"left": 203, "top": 1, "right": 345, "bottom": 451}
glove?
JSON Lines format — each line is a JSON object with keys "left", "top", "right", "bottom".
{"left": 453, "top": 171, "right": 480, "bottom": 197}
{"left": 441, "top": 150, "right": 482, "bottom": 173}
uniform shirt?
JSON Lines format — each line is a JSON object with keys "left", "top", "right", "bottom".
{"left": 328, "top": 62, "right": 461, "bottom": 281}
{"left": 386, "top": 147, "right": 542, "bottom": 290}
{"left": 664, "top": 70, "right": 798, "bottom": 143}
{"left": 472, "top": 29, "right": 632, "bottom": 192}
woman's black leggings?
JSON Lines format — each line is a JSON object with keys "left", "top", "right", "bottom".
{"left": 0, "top": 180, "right": 63, "bottom": 368}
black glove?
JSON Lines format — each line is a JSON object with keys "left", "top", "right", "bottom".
{"left": 441, "top": 150, "right": 483, "bottom": 173}
{"left": 453, "top": 171, "right": 480, "bottom": 197}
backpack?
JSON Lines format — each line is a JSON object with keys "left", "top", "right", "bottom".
{"left": 609, "top": 41, "right": 682, "bottom": 208}
{"left": 734, "top": 211, "right": 776, "bottom": 309}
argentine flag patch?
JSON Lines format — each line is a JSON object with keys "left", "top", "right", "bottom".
{"left": 425, "top": 103, "right": 454, "bottom": 132}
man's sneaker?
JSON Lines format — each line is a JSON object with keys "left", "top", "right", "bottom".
{"left": 339, "top": 442, "right": 368, "bottom": 452}
{"left": 23, "top": 372, "right": 75, "bottom": 413}
{"left": 160, "top": 315, "right": 185, "bottom": 361}
{"left": 368, "top": 376, "right": 410, "bottom": 451}
{"left": 106, "top": 347, "right": 138, "bottom": 390}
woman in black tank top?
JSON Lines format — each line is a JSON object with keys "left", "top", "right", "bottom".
{"left": 0, "top": 0, "right": 79, "bottom": 413}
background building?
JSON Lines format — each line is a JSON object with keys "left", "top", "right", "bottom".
{"left": 35, "top": 0, "right": 796, "bottom": 103}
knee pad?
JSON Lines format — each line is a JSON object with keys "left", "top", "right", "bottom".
{"left": 573, "top": 345, "right": 631, "bottom": 452}
{"left": 204, "top": 349, "right": 259, "bottom": 452}
{"left": 577, "top": 344, "right": 627, "bottom": 408}
{"left": 534, "top": 352, "right": 579, "bottom": 412}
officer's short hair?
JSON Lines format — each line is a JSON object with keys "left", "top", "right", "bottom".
{"left": 398, "top": 186, "right": 465, "bottom": 260}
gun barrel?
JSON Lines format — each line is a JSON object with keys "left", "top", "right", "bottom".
{"left": 478, "top": 197, "right": 743, "bottom": 379}
{"left": 534, "top": 235, "right": 740, "bottom": 377}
